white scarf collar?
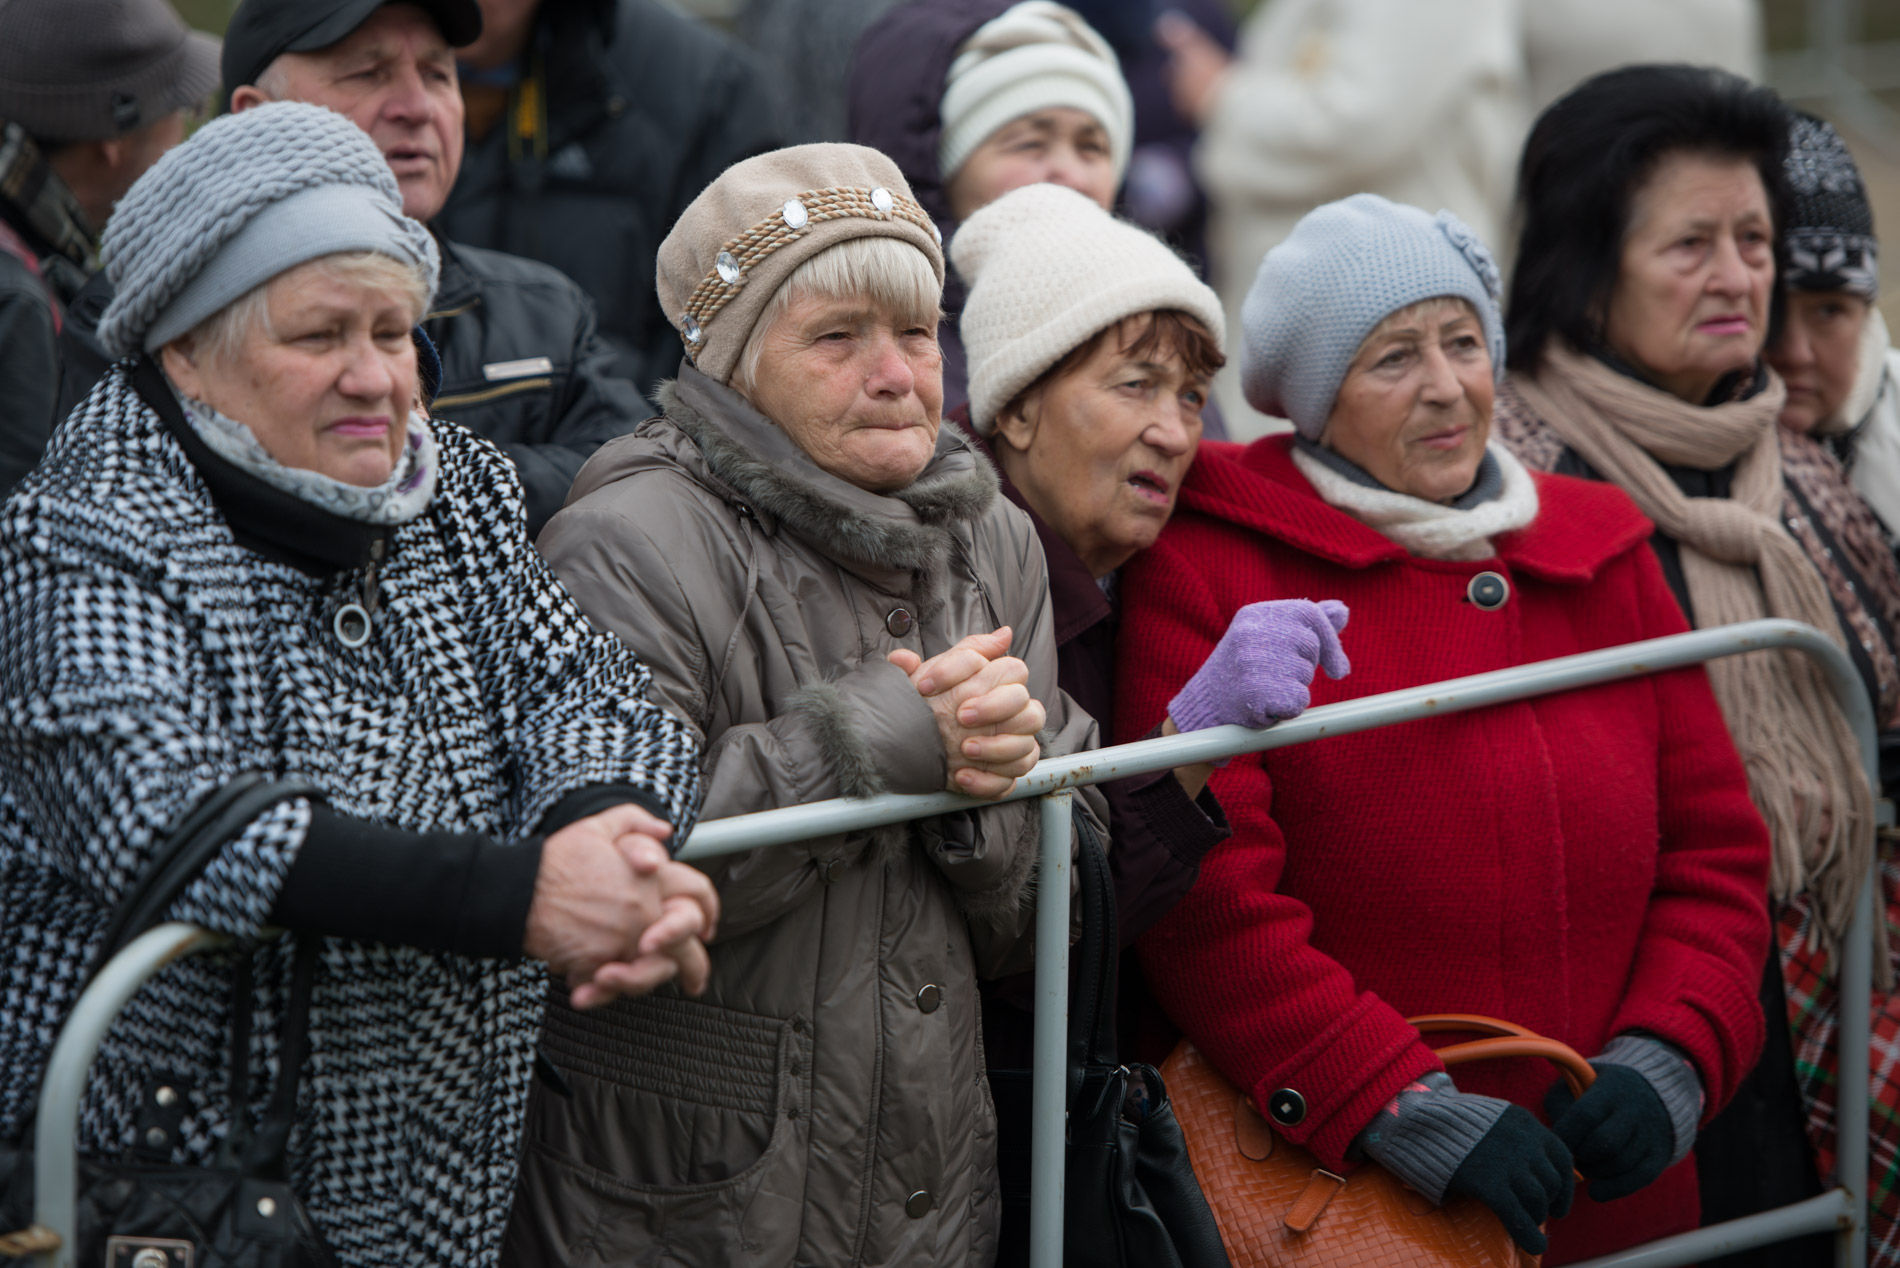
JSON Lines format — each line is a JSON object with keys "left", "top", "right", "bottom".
{"left": 1291, "top": 442, "right": 1541, "bottom": 561}
{"left": 174, "top": 385, "right": 438, "bottom": 526}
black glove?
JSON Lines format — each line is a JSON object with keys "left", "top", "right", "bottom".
{"left": 1443, "top": 1104, "right": 1574, "bottom": 1255}
{"left": 1545, "top": 1061, "right": 1679, "bottom": 1202}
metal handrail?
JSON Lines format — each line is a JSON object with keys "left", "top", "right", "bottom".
{"left": 23, "top": 618, "right": 1877, "bottom": 1267}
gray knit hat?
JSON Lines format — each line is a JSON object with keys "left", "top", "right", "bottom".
{"left": 98, "top": 101, "right": 440, "bottom": 358}
{"left": 0, "top": 0, "right": 219, "bottom": 144}
{"left": 656, "top": 142, "right": 945, "bottom": 385}
{"left": 954, "top": 181, "right": 1222, "bottom": 433}
{"left": 1242, "top": 193, "right": 1505, "bottom": 439}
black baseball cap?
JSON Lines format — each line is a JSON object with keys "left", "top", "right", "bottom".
{"left": 220, "top": 0, "right": 483, "bottom": 104}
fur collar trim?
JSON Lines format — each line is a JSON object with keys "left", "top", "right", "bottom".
{"left": 658, "top": 370, "right": 998, "bottom": 579}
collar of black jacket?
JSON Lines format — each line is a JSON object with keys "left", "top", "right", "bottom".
{"left": 132, "top": 355, "right": 389, "bottom": 577}
{"left": 427, "top": 230, "right": 482, "bottom": 317}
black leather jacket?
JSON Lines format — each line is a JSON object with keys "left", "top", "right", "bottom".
{"left": 436, "top": 0, "right": 782, "bottom": 401}
{"left": 53, "top": 232, "right": 649, "bottom": 536}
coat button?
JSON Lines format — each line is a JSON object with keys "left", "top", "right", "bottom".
{"left": 1466, "top": 571, "right": 1510, "bottom": 610}
{"left": 885, "top": 607, "right": 914, "bottom": 636}
{"left": 1266, "top": 1088, "right": 1307, "bottom": 1126}
{"left": 915, "top": 983, "right": 942, "bottom": 1013}
{"left": 906, "top": 1189, "right": 933, "bottom": 1218}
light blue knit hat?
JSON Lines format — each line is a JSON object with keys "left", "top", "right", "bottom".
{"left": 98, "top": 101, "right": 440, "bottom": 358}
{"left": 1241, "top": 193, "right": 1504, "bottom": 438}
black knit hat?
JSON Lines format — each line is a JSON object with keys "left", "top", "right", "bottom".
{"left": 0, "top": 0, "right": 219, "bottom": 143}
{"left": 1783, "top": 113, "right": 1878, "bottom": 298}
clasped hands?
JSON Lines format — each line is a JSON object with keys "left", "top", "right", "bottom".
{"left": 890, "top": 625, "right": 1046, "bottom": 799}
{"left": 524, "top": 803, "right": 721, "bottom": 1010}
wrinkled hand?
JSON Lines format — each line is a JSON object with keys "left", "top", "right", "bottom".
{"left": 889, "top": 626, "right": 1046, "bottom": 799}
{"left": 1169, "top": 599, "right": 1350, "bottom": 735}
{"left": 522, "top": 805, "right": 719, "bottom": 1008}
{"left": 1154, "top": 11, "right": 1232, "bottom": 123}
{"left": 1545, "top": 1063, "right": 1680, "bottom": 1202}
{"left": 1445, "top": 1105, "right": 1574, "bottom": 1255}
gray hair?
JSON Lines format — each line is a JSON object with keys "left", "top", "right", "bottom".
{"left": 179, "top": 250, "right": 430, "bottom": 366}
{"left": 733, "top": 236, "right": 943, "bottom": 395}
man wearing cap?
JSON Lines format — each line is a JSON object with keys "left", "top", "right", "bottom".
{"left": 56, "top": 0, "right": 653, "bottom": 535}
{"left": 0, "top": 0, "right": 215, "bottom": 498}
{"left": 435, "top": 0, "right": 782, "bottom": 401}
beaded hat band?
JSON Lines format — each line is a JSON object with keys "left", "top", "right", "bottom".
{"left": 676, "top": 184, "right": 941, "bottom": 359}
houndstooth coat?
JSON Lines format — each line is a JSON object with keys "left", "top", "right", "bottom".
{"left": 0, "top": 361, "right": 702, "bottom": 1266}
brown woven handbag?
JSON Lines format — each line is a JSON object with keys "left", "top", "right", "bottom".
{"left": 1160, "top": 1015, "right": 1595, "bottom": 1268}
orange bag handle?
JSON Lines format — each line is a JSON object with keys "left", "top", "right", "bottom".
{"left": 1407, "top": 1014, "right": 1598, "bottom": 1099}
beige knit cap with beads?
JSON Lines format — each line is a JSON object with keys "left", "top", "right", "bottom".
{"left": 953, "top": 182, "right": 1224, "bottom": 433}
{"left": 655, "top": 143, "right": 946, "bottom": 385}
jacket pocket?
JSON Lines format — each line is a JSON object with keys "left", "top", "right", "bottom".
{"left": 504, "top": 991, "right": 810, "bottom": 1267}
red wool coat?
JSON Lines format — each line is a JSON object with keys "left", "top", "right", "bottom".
{"left": 1116, "top": 438, "right": 1771, "bottom": 1264}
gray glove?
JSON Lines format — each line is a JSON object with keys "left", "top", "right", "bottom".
{"left": 1356, "top": 1072, "right": 1573, "bottom": 1254}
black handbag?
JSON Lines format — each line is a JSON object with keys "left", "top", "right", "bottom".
{"left": 989, "top": 811, "right": 1230, "bottom": 1268}
{"left": 0, "top": 774, "right": 339, "bottom": 1267}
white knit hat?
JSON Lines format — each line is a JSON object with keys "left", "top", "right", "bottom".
{"left": 937, "top": 2, "right": 1133, "bottom": 186}
{"left": 953, "top": 181, "right": 1224, "bottom": 433}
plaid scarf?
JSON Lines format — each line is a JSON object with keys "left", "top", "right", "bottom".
{"left": 0, "top": 120, "right": 95, "bottom": 305}
{"left": 1780, "top": 855, "right": 1900, "bottom": 1264}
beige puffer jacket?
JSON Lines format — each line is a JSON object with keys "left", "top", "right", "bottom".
{"left": 505, "top": 365, "right": 1104, "bottom": 1266}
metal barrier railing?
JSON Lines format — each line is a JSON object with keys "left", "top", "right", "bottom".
{"left": 22, "top": 619, "right": 1878, "bottom": 1267}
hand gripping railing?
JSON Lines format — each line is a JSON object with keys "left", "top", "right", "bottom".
{"left": 19, "top": 619, "right": 1876, "bottom": 1267}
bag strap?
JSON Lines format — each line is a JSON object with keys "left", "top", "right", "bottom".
{"left": 1067, "top": 806, "right": 1120, "bottom": 1076}
{"left": 7, "top": 776, "right": 323, "bottom": 1145}
{"left": 91, "top": 774, "right": 323, "bottom": 973}
{"left": 1408, "top": 1014, "right": 1598, "bottom": 1098}
{"left": 222, "top": 936, "right": 320, "bottom": 1177}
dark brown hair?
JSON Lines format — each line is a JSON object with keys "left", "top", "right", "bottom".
{"left": 1008, "top": 309, "right": 1225, "bottom": 417}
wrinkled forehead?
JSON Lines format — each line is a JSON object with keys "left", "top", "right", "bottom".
{"left": 308, "top": 3, "right": 454, "bottom": 67}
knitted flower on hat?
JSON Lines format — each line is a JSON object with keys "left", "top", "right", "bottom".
{"left": 952, "top": 182, "right": 1223, "bottom": 433}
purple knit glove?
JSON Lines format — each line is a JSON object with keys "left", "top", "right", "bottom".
{"left": 1168, "top": 599, "right": 1350, "bottom": 734}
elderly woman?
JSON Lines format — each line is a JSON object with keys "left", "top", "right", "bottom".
{"left": 1769, "top": 113, "right": 1900, "bottom": 553}
{"left": 1492, "top": 66, "right": 1887, "bottom": 1258}
{"left": 949, "top": 181, "right": 1345, "bottom": 993}
{"left": 850, "top": 1, "right": 1154, "bottom": 420}
{"left": 948, "top": 182, "right": 1347, "bottom": 1258}
{"left": 0, "top": 103, "right": 711, "bottom": 1268}
{"left": 1763, "top": 112, "right": 1900, "bottom": 1268}
{"left": 1117, "top": 193, "right": 1772, "bottom": 1264}
{"left": 507, "top": 144, "right": 1105, "bottom": 1266}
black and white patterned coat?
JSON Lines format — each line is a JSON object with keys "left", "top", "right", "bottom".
{"left": 0, "top": 362, "right": 702, "bottom": 1266}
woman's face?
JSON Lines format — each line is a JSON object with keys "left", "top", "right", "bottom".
{"left": 744, "top": 292, "right": 945, "bottom": 493}
{"left": 1767, "top": 289, "right": 1872, "bottom": 433}
{"left": 944, "top": 108, "right": 1118, "bottom": 222}
{"left": 163, "top": 260, "right": 418, "bottom": 487}
{"left": 991, "top": 317, "right": 1209, "bottom": 578}
{"left": 1323, "top": 299, "right": 1493, "bottom": 504}
{"left": 1601, "top": 153, "right": 1776, "bottom": 404}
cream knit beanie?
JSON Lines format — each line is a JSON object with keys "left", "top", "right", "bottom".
{"left": 938, "top": 2, "right": 1133, "bottom": 185}
{"left": 953, "top": 182, "right": 1223, "bottom": 433}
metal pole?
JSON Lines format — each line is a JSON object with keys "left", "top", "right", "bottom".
{"left": 681, "top": 620, "right": 1867, "bottom": 859}
{"left": 31, "top": 922, "right": 223, "bottom": 1268}
{"left": 30, "top": 620, "right": 1879, "bottom": 1266}
{"left": 1569, "top": 1191, "right": 1856, "bottom": 1268}
{"left": 1028, "top": 791, "right": 1073, "bottom": 1268}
